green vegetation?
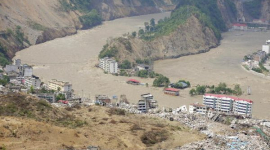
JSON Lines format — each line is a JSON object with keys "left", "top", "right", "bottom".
{"left": 118, "top": 38, "right": 132, "bottom": 52}
{"left": 119, "top": 60, "right": 132, "bottom": 69}
{"left": 56, "top": 93, "right": 66, "bottom": 101}
{"left": 0, "top": 75, "right": 10, "bottom": 86}
{"left": 172, "top": 80, "right": 191, "bottom": 89}
{"left": 137, "top": 0, "right": 234, "bottom": 41}
{"left": 99, "top": 44, "right": 118, "bottom": 58}
{"left": 259, "top": 62, "right": 269, "bottom": 73}
{"left": 252, "top": 67, "right": 263, "bottom": 73}
{"left": 141, "top": 129, "right": 169, "bottom": 146}
{"left": 28, "top": 21, "right": 47, "bottom": 31}
{"left": 244, "top": 0, "right": 262, "bottom": 19}
{"left": 153, "top": 75, "right": 170, "bottom": 87}
{"left": 15, "top": 26, "right": 30, "bottom": 46}
{"left": 189, "top": 83, "right": 243, "bottom": 96}
{"left": 60, "top": 0, "right": 102, "bottom": 29}
{"left": 107, "top": 108, "right": 126, "bottom": 116}
{"left": 136, "top": 58, "right": 151, "bottom": 65}
{"left": 79, "top": 9, "right": 102, "bottom": 29}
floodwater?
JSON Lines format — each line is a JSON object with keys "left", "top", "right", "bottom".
{"left": 15, "top": 12, "right": 270, "bottom": 119}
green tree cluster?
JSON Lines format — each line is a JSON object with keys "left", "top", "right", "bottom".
{"left": 0, "top": 75, "right": 9, "bottom": 86}
{"left": 189, "top": 83, "right": 243, "bottom": 96}
{"left": 99, "top": 45, "right": 118, "bottom": 58}
{"left": 153, "top": 75, "right": 170, "bottom": 87}
{"left": 119, "top": 60, "right": 132, "bottom": 69}
{"left": 56, "top": 93, "right": 66, "bottom": 101}
{"left": 79, "top": 9, "right": 102, "bottom": 29}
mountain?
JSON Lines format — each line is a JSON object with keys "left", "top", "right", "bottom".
{"left": 99, "top": 0, "right": 238, "bottom": 64}
{"left": 0, "top": 0, "right": 178, "bottom": 65}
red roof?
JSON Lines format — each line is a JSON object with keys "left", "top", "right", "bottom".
{"left": 233, "top": 23, "right": 247, "bottom": 27}
{"left": 165, "top": 88, "right": 179, "bottom": 92}
{"left": 128, "top": 79, "right": 140, "bottom": 83}
{"left": 204, "top": 94, "right": 253, "bottom": 104}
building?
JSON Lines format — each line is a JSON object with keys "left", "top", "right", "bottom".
{"left": 253, "top": 19, "right": 268, "bottom": 24}
{"left": 95, "top": 95, "right": 111, "bottom": 104}
{"left": 24, "top": 75, "right": 41, "bottom": 89}
{"left": 232, "top": 23, "right": 248, "bottom": 31}
{"left": 164, "top": 88, "right": 179, "bottom": 96}
{"left": 262, "top": 44, "right": 270, "bottom": 54}
{"left": 253, "top": 50, "right": 266, "bottom": 62}
{"left": 36, "top": 93, "right": 56, "bottom": 103}
{"left": 137, "top": 93, "right": 158, "bottom": 112}
{"left": 48, "top": 79, "right": 72, "bottom": 92}
{"left": 99, "top": 57, "right": 118, "bottom": 74}
{"left": 19, "top": 65, "right": 33, "bottom": 77}
{"left": 126, "top": 79, "right": 140, "bottom": 85}
{"left": 203, "top": 94, "right": 253, "bottom": 116}
{"left": 135, "top": 64, "right": 150, "bottom": 71}
{"left": 4, "top": 65, "right": 19, "bottom": 74}
{"left": 7, "top": 71, "right": 19, "bottom": 80}
{"left": 13, "top": 59, "right": 21, "bottom": 66}
{"left": 189, "top": 103, "right": 208, "bottom": 115}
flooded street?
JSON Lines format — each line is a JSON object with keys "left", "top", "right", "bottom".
{"left": 15, "top": 12, "right": 270, "bottom": 119}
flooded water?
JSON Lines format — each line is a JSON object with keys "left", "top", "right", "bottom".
{"left": 15, "top": 12, "right": 270, "bottom": 119}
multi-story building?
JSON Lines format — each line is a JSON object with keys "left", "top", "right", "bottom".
{"left": 24, "top": 75, "right": 41, "bottom": 89}
{"left": 203, "top": 94, "right": 253, "bottom": 116}
{"left": 99, "top": 57, "right": 118, "bottom": 74}
{"left": 19, "top": 65, "right": 33, "bottom": 77}
{"left": 36, "top": 93, "right": 56, "bottom": 103}
{"left": 137, "top": 93, "right": 158, "bottom": 112}
{"left": 189, "top": 103, "right": 207, "bottom": 115}
{"left": 48, "top": 79, "right": 72, "bottom": 92}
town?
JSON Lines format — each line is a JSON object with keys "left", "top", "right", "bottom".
{"left": 0, "top": 59, "right": 269, "bottom": 149}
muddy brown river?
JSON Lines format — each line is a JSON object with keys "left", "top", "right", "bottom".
{"left": 15, "top": 12, "right": 270, "bottom": 119}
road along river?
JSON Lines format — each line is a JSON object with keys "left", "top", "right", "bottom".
{"left": 15, "top": 12, "right": 270, "bottom": 119}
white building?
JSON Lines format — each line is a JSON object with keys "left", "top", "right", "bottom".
{"left": 99, "top": 57, "right": 118, "bottom": 74}
{"left": 19, "top": 65, "right": 33, "bottom": 77}
{"left": 203, "top": 94, "right": 253, "bottom": 116}
{"left": 48, "top": 79, "right": 72, "bottom": 92}
{"left": 189, "top": 103, "right": 207, "bottom": 115}
{"left": 24, "top": 75, "right": 41, "bottom": 89}
{"left": 4, "top": 65, "right": 19, "bottom": 73}
{"left": 262, "top": 44, "right": 270, "bottom": 54}
{"left": 13, "top": 59, "right": 21, "bottom": 66}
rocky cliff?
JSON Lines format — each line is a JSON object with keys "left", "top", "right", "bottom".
{"left": 0, "top": 0, "right": 177, "bottom": 63}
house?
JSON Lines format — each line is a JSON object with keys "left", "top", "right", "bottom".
{"left": 7, "top": 70, "right": 19, "bottom": 80}
{"left": 232, "top": 23, "right": 247, "bottom": 31}
{"left": 36, "top": 93, "right": 56, "bottom": 103}
{"left": 189, "top": 103, "right": 208, "bottom": 115}
{"left": 4, "top": 65, "right": 19, "bottom": 74}
{"left": 135, "top": 64, "right": 150, "bottom": 71}
{"left": 262, "top": 42, "right": 270, "bottom": 54}
{"left": 164, "top": 88, "right": 179, "bottom": 96}
{"left": 24, "top": 75, "right": 41, "bottom": 89}
{"left": 48, "top": 79, "right": 72, "bottom": 92}
{"left": 95, "top": 95, "right": 111, "bottom": 104}
{"left": 99, "top": 57, "right": 118, "bottom": 74}
{"left": 126, "top": 79, "right": 140, "bottom": 85}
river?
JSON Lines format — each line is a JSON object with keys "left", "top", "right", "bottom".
{"left": 15, "top": 12, "right": 270, "bottom": 119}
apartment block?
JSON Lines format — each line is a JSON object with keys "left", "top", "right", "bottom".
{"left": 99, "top": 57, "right": 118, "bottom": 74}
{"left": 203, "top": 94, "right": 253, "bottom": 116}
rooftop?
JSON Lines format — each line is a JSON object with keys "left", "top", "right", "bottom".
{"left": 128, "top": 79, "right": 140, "bottom": 83}
{"left": 233, "top": 23, "right": 247, "bottom": 27}
{"left": 204, "top": 94, "right": 253, "bottom": 103}
{"left": 165, "top": 88, "right": 179, "bottom": 92}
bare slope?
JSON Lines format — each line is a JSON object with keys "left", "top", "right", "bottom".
{"left": 0, "top": 93, "right": 204, "bottom": 150}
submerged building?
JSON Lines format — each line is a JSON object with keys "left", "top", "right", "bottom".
{"left": 99, "top": 57, "right": 118, "bottom": 74}
{"left": 203, "top": 94, "right": 253, "bottom": 116}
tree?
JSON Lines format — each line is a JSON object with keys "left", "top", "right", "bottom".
{"left": 119, "top": 60, "right": 131, "bottom": 69}
{"left": 196, "top": 85, "right": 206, "bottom": 95}
{"left": 56, "top": 93, "right": 66, "bottom": 101}
{"left": 57, "top": 87, "right": 61, "bottom": 92}
{"left": 233, "top": 84, "right": 242, "bottom": 96}
{"left": 189, "top": 89, "right": 196, "bottom": 96}
{"left": 132, "top": 31, "right": 137, "bottom": 38}
{"left": 153, "top": 75, "right": 170, "bottom": 87}
{"left": 138, "top": 29, "right": 145, "bottom": 37}
{"left": 144, "top": 22, "right": 150, "bottom": 32}
{"left": 174, "top": 82, "right": 183, "bottom": 89}
{"left": 150, "top": 18, "right": 156, "bottom": 27}
{"left": 30, "top": 86, "right": 34, "bottom": 94}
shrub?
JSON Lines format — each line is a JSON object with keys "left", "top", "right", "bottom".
{"left": 141, "top": 129, "right": 169, "bottom": 146}
{"left": 107, "top": 108, "right": 126, "bottom": 116}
